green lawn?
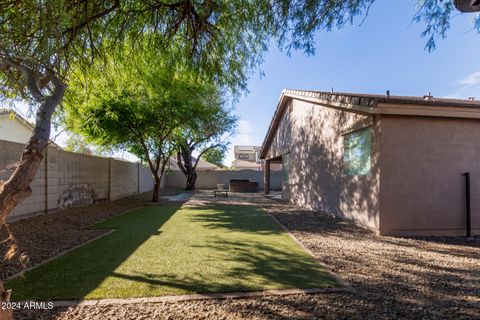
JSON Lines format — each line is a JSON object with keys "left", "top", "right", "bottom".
{"left": 7, "top": 205, "right": 340, "bottom": 300}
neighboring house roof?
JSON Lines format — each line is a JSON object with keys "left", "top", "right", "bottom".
{"left": 260, "top": 89, "right": 480, "bottom": 159}
{"left": 0, "top": 109, "right": 62, "bottom": 148}
{"left": 233, "top": 159, "right": 262, "bottom": 170}
{"left": 168, "top": 156, "right": 219, "bottom": 170}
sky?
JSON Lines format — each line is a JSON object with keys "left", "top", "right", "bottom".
{"left": 226, "top": 0, "right": 480, "bottom": 165}
{"left": 6, "top": 1, "right": 480, "bottom": 165}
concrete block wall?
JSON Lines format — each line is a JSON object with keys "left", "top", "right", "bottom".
{"left": 0, "top": 140, "right": 46, "bottom": 217}
{"left": 110, "top": 159, "right": 139, "bottom": 200}
{"left": 47, "top": 147, "right": 110, "bottom": 210}
{"left": 164, "top": 169, "right": 282, "bottom": 190}
{"left": 0, "top": 139, "right": 154, "bottom": 222}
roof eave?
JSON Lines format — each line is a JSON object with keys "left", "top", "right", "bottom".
{"left": 259, "top": 91, "right": 376, "bottom": 159}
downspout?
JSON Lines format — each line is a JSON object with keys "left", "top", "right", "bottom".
{"left": 44, "top": 147, "right": 48, "bottom": 214}
{"left": 463, "top": 172, "right": 472, "bottom": 238}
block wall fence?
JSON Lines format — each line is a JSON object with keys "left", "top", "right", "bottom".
{"left": 164, "top": 169, "right": 282, "bottom": 191}
{"left": 0, "top": 139, "right": 154, "bottom": 222}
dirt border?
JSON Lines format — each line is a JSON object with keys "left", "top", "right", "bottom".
{"left": 20, "top": 287, "right": 350, "bottom": 308}
{"left": 6, "top": 229, "right": 116, "bottom": 282}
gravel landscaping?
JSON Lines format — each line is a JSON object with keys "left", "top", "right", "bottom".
{"left": 7, "top": 192, "right": 480, "bottom": 319}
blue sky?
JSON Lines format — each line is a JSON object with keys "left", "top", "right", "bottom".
{"left": 227, "top": 0, "right": 480, "bottom": 165}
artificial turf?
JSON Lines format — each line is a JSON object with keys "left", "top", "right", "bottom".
{"left": 7, "top": 205, "right": 340, "bottom": 300}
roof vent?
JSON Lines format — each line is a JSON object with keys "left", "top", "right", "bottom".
{"left": 468, "top": 97, "right": 476, "bottom": 101}
{"left": 386, "top": 90, "right": 390, "bottom": 100}
{"left": 423, "top": 92, "right": 434, "bottom": 101}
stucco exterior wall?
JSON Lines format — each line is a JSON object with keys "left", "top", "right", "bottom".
{"left": 264, "top": 99, "right": 380, "bottom": 230}
{"left": 0, "top": 115, "right": 33, "bottom": 144}
{"left": 0, "top": 139, "right": 154, "bottom": 221}
{"left": 165, "top": 169, "right": 282, "bottom": 191}
{"left": 379, "top": 116, "right": 480, "bottom": 236}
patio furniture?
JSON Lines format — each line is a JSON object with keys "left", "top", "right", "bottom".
{"left": 214, "top": 183, "right": 228, "bottom": 197}
{"left": 214, "top": 189, "right": 229, "bottom": 197}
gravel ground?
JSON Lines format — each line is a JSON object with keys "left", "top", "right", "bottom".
{"left": 9, "top": 194, "right": 480, "bottom": 319}
{"left": 1, "top": 189, "right": 181, "bottom": 280}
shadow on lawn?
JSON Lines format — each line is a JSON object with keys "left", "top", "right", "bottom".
{"left": 187, "top": 205, "right": 283, "bottom": 235}
{"left": 8, "top": 204, "right": 337, "bottom": 302}
{"left": 108, "top": 237, "right": 337, "bottom": 294}
{"left": 7, "top": 206, "right": 180, "bottom": 301}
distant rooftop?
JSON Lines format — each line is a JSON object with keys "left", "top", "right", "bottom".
{"left": 234, "top": 145, "right": 260, "bottom": 151}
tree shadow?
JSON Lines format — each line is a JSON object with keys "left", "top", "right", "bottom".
{"left": 266, "top": 100, "right": 380, "bottom": 231}
{"left": 106, "top": 236, "right": 338, "bottom": 295}
{"left": 187, "top": 205, "right": 284, "bottom": 235}
{"left": 6, "top": 205, "right": 180, "bottom": 301}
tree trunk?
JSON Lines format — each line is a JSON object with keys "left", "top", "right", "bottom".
{"left": 177, "top": 146, "right": 199, "bottom": 191}
{"left": 0, "top": 282, "right": 12, "bottom": 320}
{"left": 0, "top": 70, "right": 65, "bottom": 320}
{"left": 185, "top": 170, "right": 197, "bottom": 190}
{"left": 152, "top": 175, "right": 161, "bottom": 202}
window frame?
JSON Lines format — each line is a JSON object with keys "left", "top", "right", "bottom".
{"left": 343, "top": 127, "right": 372, "bottom": 176}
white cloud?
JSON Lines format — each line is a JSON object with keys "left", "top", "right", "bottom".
{"left": 447, "top": 70, "right": 480, "bottom": 99}
{"left": 234, "top": 119, "right": 255, "bottom": 145}
{"left": 456, "top": 71, "right": 480, "bottom": 87}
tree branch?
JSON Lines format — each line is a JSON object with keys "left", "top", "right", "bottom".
{"left": 0, "top": 54, "right": 45, "bottom": 103}
{"left": 194, "top": 142, "right": 222, "bottom": 170}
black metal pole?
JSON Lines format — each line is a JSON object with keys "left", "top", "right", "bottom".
{"left": 463, "top": 172, "right": 472, "bottom": 238}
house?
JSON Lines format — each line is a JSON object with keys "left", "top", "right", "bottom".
{"left": 0, "top": 109, "right": 61, "bottom": 148}
{"left": 260, "top": 89, "right": 480, "bottom": 236}
{"left": 232, "top": 145, "right": 262, "bottom": 170}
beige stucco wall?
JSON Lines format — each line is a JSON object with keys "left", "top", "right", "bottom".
{"left": 0, "top": 139, "right": 154, "bottom": 221}
{"left": 165, "top": 169, "right": 282, "bottom": 190}
{"left": 0, "top": 115, "right": 33, "bottom": 144}
{"left": 379, "top": 116, "right": 480, "bottom": 236}
{"left": 264, "top": 99, "right": 380, "bottom": 230}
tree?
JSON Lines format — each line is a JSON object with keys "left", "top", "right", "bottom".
{"left": 63, "top": 45, "right": 207, "bottom": 202}
{"left": 202, "top": 147, "right": 227, "bottom": 168}
{"left": 175, "top": 97, "right": 237, "bottom": 190}
{"left": 0, "top": 3, "right": 259, "bottom": 307}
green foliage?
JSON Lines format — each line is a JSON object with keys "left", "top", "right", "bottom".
{"left": 175, "top": 96, "right": 237, "bottom": 155}
{"left": 202, "top": 147, "right": 227, "bottom": 167}
{"left": 2, "top": 0, "right": 477, "bottom": 103}
{"left": 173, "top": 93, "right": 236, "bottom": 188}
{"left": 65, "top": 45, "right": 190, "bottom": 161}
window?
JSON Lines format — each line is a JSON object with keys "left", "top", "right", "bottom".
{"left": 344, "top": 128, "right": 372, "bottom": 176}
{"left": 282, "top": 153, "right": 290, "bottom": 182}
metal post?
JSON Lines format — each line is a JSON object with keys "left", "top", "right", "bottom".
{"left": 264, "top": 160, "right": 270, "bottom": 195}
{"left": 463, "top": 172, "right": 472, "bottom": 238}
